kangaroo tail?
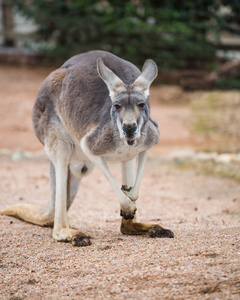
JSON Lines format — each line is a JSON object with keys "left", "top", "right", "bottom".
{"left": 0, "top": 203, "right": 54, "bottom": 227}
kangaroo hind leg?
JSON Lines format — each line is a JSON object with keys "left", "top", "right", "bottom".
{"left": 68, "top": 161, "right": 94, "bottom": 209}
{"left": 46, "top": 140, "right": 91, "bottom": 247}
{"left": 120, "top": 157, "right": 174, "bottom": 238}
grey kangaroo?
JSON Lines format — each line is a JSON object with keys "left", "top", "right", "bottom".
{"left": 1, "top": 51, "right": 174, "bottom": 246}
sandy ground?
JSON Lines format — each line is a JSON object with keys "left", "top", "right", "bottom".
{"left": 0, "top": 65, "right": 240, "bottom": 299}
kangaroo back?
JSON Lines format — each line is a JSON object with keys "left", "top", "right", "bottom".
{"left": 33, "top": 50, "right": 141, "bottom": 145}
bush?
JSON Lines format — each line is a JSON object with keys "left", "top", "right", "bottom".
{"left": 13, "top": 0, "right": 217, "bottom": 69}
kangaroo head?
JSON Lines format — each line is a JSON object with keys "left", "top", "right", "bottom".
{"left": 97, "top": 58, "right": 157, "bottom": 146}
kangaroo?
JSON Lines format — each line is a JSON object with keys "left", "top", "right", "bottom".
{"left": 1, "top": 50, "right": 174, "bottom": 246}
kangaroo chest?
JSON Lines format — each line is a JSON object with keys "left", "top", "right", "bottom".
{"left": 103, "top": 140, "right": 147, "bottom": 162}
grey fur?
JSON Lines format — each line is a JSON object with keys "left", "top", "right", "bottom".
{"left": 33, "top": 50, "right": 159, "bottom": 158}
{"left": 2, "top": 50, "right": 161, "bottom": 245}
{"left": 34, "top": 49, "right": 160, "bottom": 207}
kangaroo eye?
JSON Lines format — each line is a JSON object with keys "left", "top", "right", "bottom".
{"left": 114, "top": 104, "right": 121, "bottom": 110}
{"left": 138, "top": 103, "right": 145, "bottom": 109}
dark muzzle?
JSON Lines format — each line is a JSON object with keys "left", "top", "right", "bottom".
{"left": 122, "top": 124, "right": 137, "bottom": 138}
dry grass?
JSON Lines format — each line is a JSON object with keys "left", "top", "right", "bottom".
{"left": 190, "top": 91, "right": 240, "bottom": 153}
{"left": 175, "top": 159, "right": 240, "bottom": 184}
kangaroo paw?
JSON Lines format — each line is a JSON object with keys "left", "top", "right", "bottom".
{"left": 149, "top": 225, "right": 174, "bottom": 238}
{"left": 71, "top": 234, "right": 91, "bottom": 247}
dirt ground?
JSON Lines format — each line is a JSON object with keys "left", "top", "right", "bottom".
{"left": 0, "top": 65, "right": 240, "bottom": 299}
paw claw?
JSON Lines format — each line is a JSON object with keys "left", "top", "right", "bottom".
{"left": 71, "top": 235, "right": 91, "bottom": 247}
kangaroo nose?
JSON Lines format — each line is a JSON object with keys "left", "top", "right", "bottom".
{"left": 122, "top": 123, "right": 137, "bottom": 135}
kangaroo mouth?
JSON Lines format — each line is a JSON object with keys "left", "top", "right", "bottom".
{"left": 127, "top": 139, "right": 135, "bottom": 146}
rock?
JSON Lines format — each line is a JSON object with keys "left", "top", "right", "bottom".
{"left": 233, "top": 154, "right": 240, "bottom": 162}
{"left": 169, "top": 150, "right": 195, "bottom": 161}
{"left": 215, "top": 154, "right": 235, "bottom": 163}
{"left": 11, "top": 151, "right": 23, "bottom": 161}
{"left": 23, "top": 151, "right": 34, "bottom": 159}
{"left": 195, "top": 152, "right": 218, "bottom": 161}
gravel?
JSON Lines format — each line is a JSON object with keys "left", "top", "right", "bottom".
{"left": 0, "top": 159, "right": 240, "bottom": 299}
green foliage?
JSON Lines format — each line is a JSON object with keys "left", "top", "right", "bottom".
{"left": 215, "top": 78, "right": 240, "bottom": 89}
{"left": 12, "top": 0, "right": 237, "bottom": 69}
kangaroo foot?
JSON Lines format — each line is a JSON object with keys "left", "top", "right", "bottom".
{"left": 53, "top": 228, "right": 91, "bottom": 247}
{"left": 148, "top": 225, "right": 174, "bottom": 238}
{"left": 71, "top": 234, "right": 91, "bottom": 247}
{"left": 121, "top": 218, "right": 174, "bottom": 238}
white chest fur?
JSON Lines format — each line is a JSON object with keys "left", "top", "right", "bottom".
{"left": 80, "top": 127, "right": 149, "bottom": 163}
{"left": 104, "top": 139, "right": 147, "bottom": 162}
{"left": 75, "top": 136, "right": 147, "bottom": 164}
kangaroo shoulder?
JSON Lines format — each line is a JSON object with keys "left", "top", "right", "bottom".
{"left": 48, "top": 68, "right": 67, "bottom": 94}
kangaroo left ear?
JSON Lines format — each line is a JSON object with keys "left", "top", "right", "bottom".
{"left": 132, "top": 59, "right": 158, "bottom": 98}
{"left": 97, "top": 58, "right": 126, "bottom": 100}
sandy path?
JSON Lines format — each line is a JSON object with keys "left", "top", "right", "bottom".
{"left": 0, "top": 159, "right": 240, "bottom": 299}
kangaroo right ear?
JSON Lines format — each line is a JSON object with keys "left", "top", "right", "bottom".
{"left": 97, "top": 58, "right": 126, "bottom": 100}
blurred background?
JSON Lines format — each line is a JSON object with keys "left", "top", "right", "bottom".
{"left": 0, "top": 0, "right": 240, "bottom": 181}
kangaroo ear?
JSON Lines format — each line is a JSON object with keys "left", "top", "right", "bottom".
{"left": 132, "top": 59, "right": 158, "bottom": 98}
{"left": 97, "top": 58, "right": 125, "bottom": 100}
